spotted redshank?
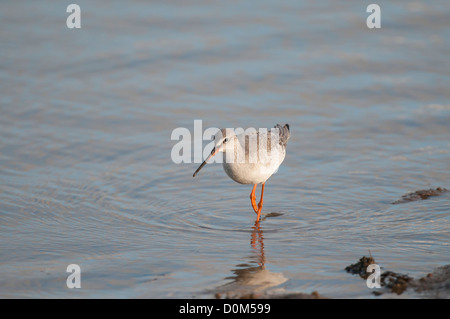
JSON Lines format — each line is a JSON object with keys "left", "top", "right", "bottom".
{"left": 193, "top": 124, "right": 290, "bottom": 222}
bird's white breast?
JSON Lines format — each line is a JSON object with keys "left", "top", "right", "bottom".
{"left": 222, "top": 148, "right": 286, "bottom": 184}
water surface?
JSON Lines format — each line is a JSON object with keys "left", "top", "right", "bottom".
{"left": 0, "top": 0, "right": 449, "bottom": 298}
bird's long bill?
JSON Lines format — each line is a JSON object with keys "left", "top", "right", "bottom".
{"left": 193, "top": 147, "right": 218, "bottom": 177}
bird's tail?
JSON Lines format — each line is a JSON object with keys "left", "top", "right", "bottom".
{"left": 274, "top": 124, "right": 290, "bottom": 146}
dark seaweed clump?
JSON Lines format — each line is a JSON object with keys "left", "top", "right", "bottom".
{"left": 380, "top": 271, "right": 413, "bottom": 295}
{"left": 346, "top": 256, "right": 450, "bottom": 297}
{"left": 345, "top": 256, "right": 376, "bottom": 279}
{"left": 392, "top": 187, "right": 448, "bottom": 204}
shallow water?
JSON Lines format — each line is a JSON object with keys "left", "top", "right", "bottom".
{"left": 0, "top": 1, "right": 449, "bottom": 298}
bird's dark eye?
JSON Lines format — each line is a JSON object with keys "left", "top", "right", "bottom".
{"left": 223, "top": 138, "right": 229, "bottom": 143}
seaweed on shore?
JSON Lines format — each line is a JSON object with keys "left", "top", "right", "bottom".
{"left": 380, "top": 271, "right": 413, "bottom": 295}
{"left": 392, "top": 187, "right": 448, "bottom": 204}
{"left": 345, "top": 255, "right": 450, "bottom": 297}
{"left": 344, "top": 255, "right": 376, "bottom": 279}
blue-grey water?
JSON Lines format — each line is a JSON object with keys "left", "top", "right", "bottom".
{"left": 0, "top": 1, "right": 449, "bottom": 298}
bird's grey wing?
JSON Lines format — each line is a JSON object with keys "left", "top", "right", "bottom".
{"left": 273, "top": 124, "right": 290, "bottom": 146}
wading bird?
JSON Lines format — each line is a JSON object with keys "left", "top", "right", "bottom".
{"left": 193, "top": 124, "right": 290, "bottom": 222}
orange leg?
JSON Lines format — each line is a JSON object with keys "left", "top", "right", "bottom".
{"left": 255, "top": 183, "right": 265, "bottom": 222}
{"left": 250, "top": 184, "right": 258, "bottom": 213}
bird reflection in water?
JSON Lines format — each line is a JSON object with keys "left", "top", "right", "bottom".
{"left": 215, "top": 221, "right": 287, "bottom": 298}
{"left": 251, "top": 221, "right": 265, "bottom": 266}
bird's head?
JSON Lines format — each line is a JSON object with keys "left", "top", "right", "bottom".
{"left": 193, "top": 128, "right": 237, "bottom": 177}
